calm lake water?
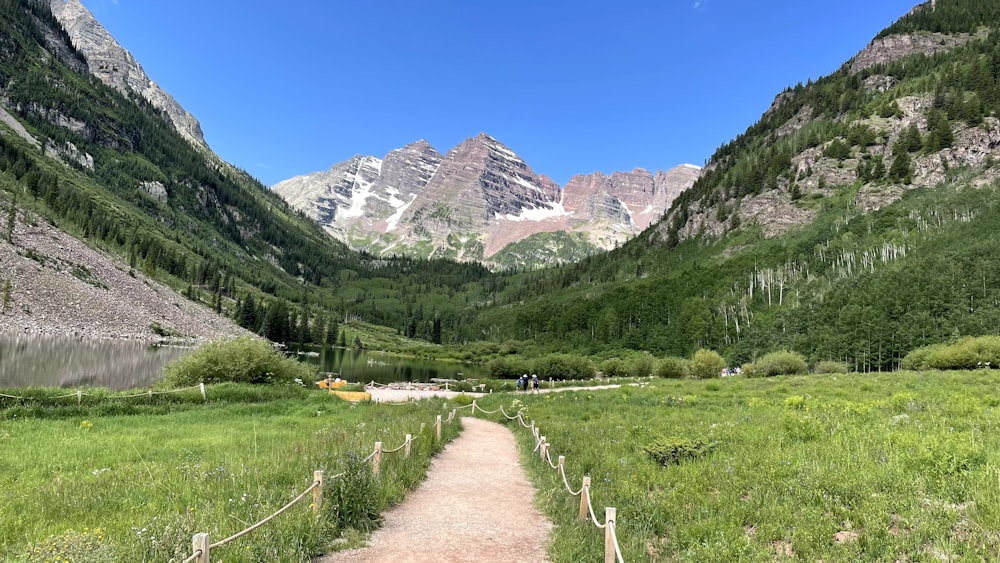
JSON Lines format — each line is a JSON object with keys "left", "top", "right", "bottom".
{"left": 0, "top": 333, "right": 189, "bottom": 391}
{"left": 306, "top": 347, "right": 489, "bottom": 384}
{"left": 0, "top": 333, "right": 488, "bottom": 390}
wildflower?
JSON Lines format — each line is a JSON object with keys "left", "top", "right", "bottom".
{"left": 79, "top": 420, "right": 93, "bottom": 430}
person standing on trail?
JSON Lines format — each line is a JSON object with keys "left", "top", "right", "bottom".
{"left": 521, "top": 373, "right": 529, "bottom": 393}
{"left": 531, "top": 374, "right": 539, "bottom": 394}
{"left": 515, "top": 376, "right": 523, "bottom": 392}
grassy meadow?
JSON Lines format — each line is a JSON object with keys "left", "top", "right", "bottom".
{"left": 0, "top": 386, "right": 460, "bottom": 562}
{"left": 477, "top": 370, "right": 1000, "bottom": 562}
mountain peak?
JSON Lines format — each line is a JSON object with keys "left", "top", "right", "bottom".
{"left": 48, "top": 0, "right": 209, "bottom": 150}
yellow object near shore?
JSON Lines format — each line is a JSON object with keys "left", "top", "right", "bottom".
{"left": 317, "top": 378, "right": 348, "bottom": 389}
{"left": 331, "top": 390, "right": 371, "bottom": 402}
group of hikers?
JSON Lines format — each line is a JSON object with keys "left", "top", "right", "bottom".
{"left": 516, "top": 373, "right": 540, "bottom": 393}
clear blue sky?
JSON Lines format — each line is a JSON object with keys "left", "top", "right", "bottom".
{"left": 83, "top": 0, "right": 920, "bottom": 187}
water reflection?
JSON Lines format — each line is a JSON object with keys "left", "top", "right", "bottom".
{"left": 308, "top": 347, "right": 489, "bottom": 384}
{"left": 0, "top": 333, "right": 189, "bottom": 390}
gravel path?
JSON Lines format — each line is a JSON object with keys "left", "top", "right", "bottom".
{"left": 316, "top": 417, "right": 552, "bottom": 563}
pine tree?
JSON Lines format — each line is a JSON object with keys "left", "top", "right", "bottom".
{"left": 889, "top": 149, "right": 913, "bottom": 183}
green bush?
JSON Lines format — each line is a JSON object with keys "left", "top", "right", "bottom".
{"left": 487, "top": 356, "right": 531, "bottom": 379}
{"left": 599, "top": 358, "right": 629, "bottom": 378}
{"left": 745, "top": 350, "right": 809, "bottom": 377}
{"left": 901, "top": 343, "right": 941, "bottom": 370}
{"left": 161, "top": 337, "right": 316, "bottom": 387}
{"left": 690, "top": 349, "right": 725, "bottom": 379}
{"left": 655, "top": 356, "right": 689, "bottom": 379}
{"left": 902, "top": 336, "right": 1000, "bottom": 371}
{"left": 628, "top": 352, "right": 657, "bottom": 378}
{"left": 533, "top": 354, "right": 595, "bottom": 380}
{"left": 814, "top": 360, "right": 850, "bottom": 374}
{"left": 642, "top": 438, "right": 718, "bottom": 466}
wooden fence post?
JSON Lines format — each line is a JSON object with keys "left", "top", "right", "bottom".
{"left": 312, "top": 470, "right": 324, "bottom": 515}
{"left": 579, "top": 476, "right": 591, "bottom": 522}
{"left": 192, "top": 532, "right": 209, "bottom": 563}
{"left": 471, "top": 400, "right": 477, "bottom": 414}
{"left": 372, "top": 442, "right": 383, "bottom": 476}
{"left": 200, "top": 382, "right": 207, "bottom": 402}
{"left": 404, "top": 434, "right": 412, "bottom": 458}
{"left": 604, "top": 507, "right": 617, "bottom": 563}
{"left": 76, "top": 390, "right": 82, "bottom": 406}
{"left": 435, "top": 415, "right": 442, "bottom": 442}
{"left": 539, "top": 437, "right": 547, "bottom": 461}
{"left": 558, "top": 455, "right": 565, "bottom": 473}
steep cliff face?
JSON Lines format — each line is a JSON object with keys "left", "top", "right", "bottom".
{"left": 271, "top": 141, "right": 444, "bottom": 244}
{"left": 562, "top": 164, "right": 701, "bottom": 232}
{"left": 848, "top": 31, "right": 983, "bottom": 75}
{"left": 47, "top": 0, "right": 208, "bottom": 150}
{"left": 396, "top": 133, "right": 564, "bottom": 260}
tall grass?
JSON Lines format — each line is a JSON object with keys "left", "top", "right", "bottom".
{"left": 0, "top": 386, "right": 460, "bottom": 562}
{"left": 477, "top": 371, "right": 1000, "bottom": 561}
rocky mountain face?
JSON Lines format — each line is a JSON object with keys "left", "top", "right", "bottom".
{"left": 273, "top": 133, "right": 699, "bottom": 266}
{"left": 656, "top": 1, "right": 1000, "bottom": 246}
{"left": 47, "top": 0, "right": 208, "bottom": 150}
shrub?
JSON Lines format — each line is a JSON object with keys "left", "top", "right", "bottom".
{"left": 902, "top": 336, "right": 1000, "bottom": 371}
{"left": 745, "top": 350, "right": 809, "bottom": 377}
{"left": 599, "top": 358, "right": 629, "bottom": 378}
{"left": 628, "top": 353, "right": 657, "bottom": 378}
{"left": 533, "top": 354, "right": 595, "bottom": 380}
{"left": 690, "top": 349, "right": 725, "bottom": 379}
{"left": 814, "top": 360, "right": 850, "bottom": 374}
{"left": 487, "top": 356, "right": 531, "bottom": 379}
{"left": 643, "top": 438, "right": 718, "bottom": 466}
{"left": 161, "top": 337, "right": 316, "bottom": 387}
{"left": 655, "top": 356, "right": 689, "bottom": 379}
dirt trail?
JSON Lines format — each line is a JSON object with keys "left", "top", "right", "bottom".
{"left": 316, "top": 417, "right": 552, "bottom": 563}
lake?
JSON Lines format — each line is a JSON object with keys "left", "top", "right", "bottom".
{"left": 0, "top": 332, "right": 189, "bottom": 390}
{"left": 305, "top": 347, "right": 489, "bottom": 384}
{"left": 0, "top": 333, "right": 489, "bottom": 390}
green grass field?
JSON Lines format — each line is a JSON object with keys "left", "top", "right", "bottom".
{"left": 478, "top": 371, "right": 1000, "bottom": 562}
{"left": 0, "top": 386, "right": 459, "bottom": 562}
{"left": 7, "top": 371, "right": 1000, "bottom": 562}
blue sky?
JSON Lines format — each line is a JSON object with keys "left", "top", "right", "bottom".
{"left": 84, "top": 0, "right": 920, "bottom": 187}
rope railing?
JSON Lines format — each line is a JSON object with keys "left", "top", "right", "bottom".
{"left": 484, "top": 402, "right": 625, "bottom": 563}
{"left": 209, "top": 479, "right": 321, "bottom": 549}
{"left": 182, "top": 404, "right": 460, "bottom": 562}
{"left": 0, "top": 383, "right": 208, "bottom": 405}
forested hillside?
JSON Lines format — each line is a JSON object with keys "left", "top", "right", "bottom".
{"left": 466, "top": 0, "right": 1000, "bottom": 371}
{"left": 0, "top": 0, "right": 492, "bottom": 344}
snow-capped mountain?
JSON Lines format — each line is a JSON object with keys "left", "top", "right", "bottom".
{"left": 273, "top": 134, "right": 700, "bottom": 266}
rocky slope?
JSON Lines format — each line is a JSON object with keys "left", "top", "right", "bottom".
{"left": 657, "top": 1, "right": 1000, "bottom": 246}
{"left": 274, "top": 134, "right": 699, "bottom": 266}
{"left": 0, "top": 202, "right": 248, "bottom": 341}
{"left": 47, "top": 0, "right": 208, "bottom": 150}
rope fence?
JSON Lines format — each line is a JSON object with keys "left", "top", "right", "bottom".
{"left": 180, "top": 406, "right": 461, "bottom": 562}
{"left": 472, "top": 400, "right": 625, "bottom": 563}
{"left": 0, "top": 383, "right": 207, "bottom": 405}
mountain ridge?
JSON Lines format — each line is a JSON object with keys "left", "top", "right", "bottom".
{"left": 273, "top": 133, "right": 700, "bottom": 267}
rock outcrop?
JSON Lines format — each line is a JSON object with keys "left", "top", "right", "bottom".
{"left": 848, "top": 31, "right": 982, "bottom": 75}
{"left": 47, "top": 0, "right": 208, "bottom": 150}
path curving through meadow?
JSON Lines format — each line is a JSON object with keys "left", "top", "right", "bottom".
{"left": 315, "top": 417, "right": 552, "bottom": 562}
